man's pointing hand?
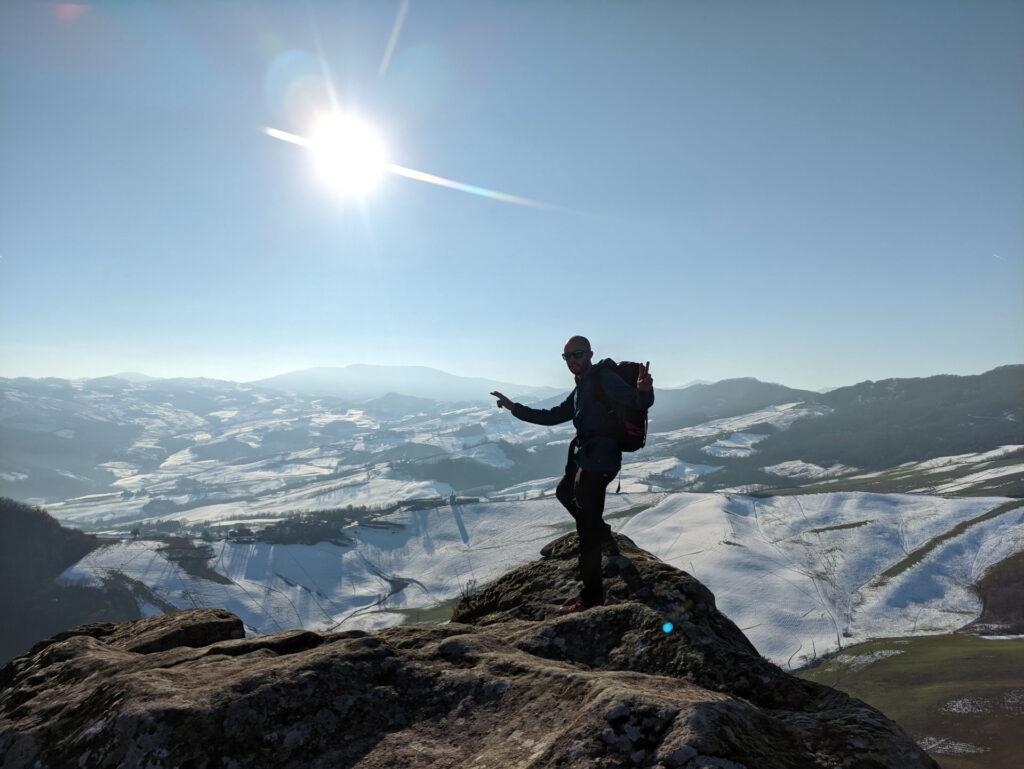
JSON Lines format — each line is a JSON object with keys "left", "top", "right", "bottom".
{"left": 490, "top": 391, "right": 514, "bottom": 410}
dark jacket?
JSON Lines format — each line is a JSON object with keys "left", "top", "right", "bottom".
{"left": 511, "top": 358, "right": 654, "bottom": 473}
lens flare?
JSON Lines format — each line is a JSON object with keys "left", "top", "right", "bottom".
{"left": 263, "top": 122, "right": 553, "bottom": 209}
{"left": 53, "top": 3, "right": 88, "bottom": 23}
{"left": 378, "top": 0, "right": 410, "bottom": 78}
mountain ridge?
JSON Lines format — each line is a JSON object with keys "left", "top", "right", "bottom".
{"left": 2, "top": 362, "right": 1018, "bottom": 405}
{"left": 1, "top": 365, "right": 1019, "bottom": 503}
{"left": 248, "top": 364, "right": 564, "bottom": 403}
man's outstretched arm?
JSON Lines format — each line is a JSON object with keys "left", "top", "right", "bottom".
{"left": 491, "top": 390, "right": 574, "bottom": 426}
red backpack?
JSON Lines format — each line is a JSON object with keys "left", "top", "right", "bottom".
{"left": 593, "top": 360, "right": 649, "bottom": 452}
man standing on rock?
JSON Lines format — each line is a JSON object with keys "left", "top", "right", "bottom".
{"left": 491, "top": 336, "right": 654, "bottom": 612}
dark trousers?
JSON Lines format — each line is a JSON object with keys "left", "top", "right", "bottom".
{"left": 555, "top": 439, "right": 617, "bottom": 607}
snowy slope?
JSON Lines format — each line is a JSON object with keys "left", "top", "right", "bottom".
{"left": 648, "top": 402, "right": 831, "bottom": 446}
{"left": 616, "top": 457, "right": 722, "bottom": 491}
{"left": 60, "top": 493, "right": 654, "bottom": 634}
{"left": 57, "top": 489, "right": 1024, "bottom": 671}
{"left": 763, "top": 460, "right": 858, "bottom": 480}
{"left": 800, "top": 445, "right": 1024, "bottom": 496}
{"left": 702, "top": 432, "right": 769, "bottom": 458}
{"left": 618, "top": 492, "right": 1024, "bottom": 667}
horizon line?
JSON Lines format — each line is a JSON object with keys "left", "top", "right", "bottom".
{"left": 0, "top": 361, "right": 1021, "bottom": 395}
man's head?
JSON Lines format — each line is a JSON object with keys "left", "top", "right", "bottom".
{"left": 562, "top": 335, "right": 593, "bottom": 377}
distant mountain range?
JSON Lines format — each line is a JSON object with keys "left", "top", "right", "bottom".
{"left": 251, "top": 365, "right": 563, "bottom": 403}
{"left": 87, "top": 366, "right": 711, "bottom": 400}
{"left": 647, "top": 377, "right": 819, "bottom": 432}
{"left": 0, "top": 364, "right": 1020, "bottom": 504}
{"left": 108, "top": 371, "right": 157, "bottom": 383}
{"left": 760, "top": 366, "right": 1024, "bottom": 469}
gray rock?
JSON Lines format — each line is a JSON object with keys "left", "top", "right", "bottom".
{"left": 663, "top": 744, "right": 698, "bottom": 767}
{"left": 689, "top": 757, "right": 748, "bottom": 769}
{"left": 0, "top": 534, "right": 938, "bottom": 769}
{"left": 604, "top": 703, "right": 630, "bottom": 722}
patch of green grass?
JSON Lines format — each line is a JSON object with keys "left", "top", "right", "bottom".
{"left": 798, "top": 634, "right": 1024, "bottom": 769}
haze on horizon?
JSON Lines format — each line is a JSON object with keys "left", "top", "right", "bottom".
{"left": 1, "top": 1, "right": 1021, "bottom": 393}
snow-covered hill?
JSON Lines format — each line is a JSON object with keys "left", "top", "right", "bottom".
{"left": 619, "top": 492, "right": 1024, "bottom": 666}
{"left": 58, "top": 490, "right": 1024, "bottom": 669}
{"left": 59, "top": 493, "right": 647, "bottom": 635}
{"left": 3, "top": 366, "right": 1021, "bottom": 539}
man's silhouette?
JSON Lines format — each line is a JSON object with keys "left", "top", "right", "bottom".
{"left": 491, "top": 336, "right": 654, "bottom": 611}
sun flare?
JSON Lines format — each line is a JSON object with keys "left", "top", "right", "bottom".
{"left": 264, "top": 116, "right": 551, "bottom": 208}
{"left": 309, "top": 113, "right": 387, "bottom": 196}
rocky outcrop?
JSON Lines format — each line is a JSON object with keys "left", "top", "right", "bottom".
{"left": 0, "top": 533, "right": 938, "bottom": 769}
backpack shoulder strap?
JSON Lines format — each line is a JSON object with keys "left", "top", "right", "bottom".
{"left": 592, "top": 374, "right": 606, "bottom": 406}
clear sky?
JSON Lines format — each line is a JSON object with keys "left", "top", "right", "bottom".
{"left": 1, "top": 1, "right": 1021, "bottom": 391}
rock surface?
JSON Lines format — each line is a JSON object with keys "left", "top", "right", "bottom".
{"left": 0, "top": 533, "right": 938, "bottom": 769}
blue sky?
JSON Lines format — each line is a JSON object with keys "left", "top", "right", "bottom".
{"left": 1, "top": 1, "right": 1021, "bottom": 390}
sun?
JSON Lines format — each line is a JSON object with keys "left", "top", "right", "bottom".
{"left": 309, "top": 113, "right": 387, "bottom": 197}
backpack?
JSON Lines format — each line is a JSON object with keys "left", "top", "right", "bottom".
{"left": 593, "top": 360, "right": 649, "bottom": 452}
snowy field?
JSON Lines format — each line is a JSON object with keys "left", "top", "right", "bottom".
{"left": 619, "top": 492, "right": 1024, "bottom": 667}
{"left": 763, "top": 460, "right": 859, "bottom": 480}
{"left": 58, "top": 489, "right": 1024, "bottom": 669}
{"left": 701, "top": 432, "right": 769, "bottom": 458}
{"left": 60, "top": 493, "right": 655, "bottom": 635}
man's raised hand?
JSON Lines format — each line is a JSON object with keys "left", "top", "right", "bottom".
{"left": 637, "top": 361, "right": 653, "bottom": 392}
{"left": 490, "top": 391, "right": 514, "bottom": 410}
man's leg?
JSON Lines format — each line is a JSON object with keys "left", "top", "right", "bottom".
{"left": 556, "top": 440, "right": 617, "bottom": 545}
{"left": 573, "top": 467, "right": 616, "bottom": 607}
{"left": 555, "top": 440, "right": 579, "bottom": 522}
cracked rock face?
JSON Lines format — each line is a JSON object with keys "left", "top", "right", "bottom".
{"left": 0, "top": 534, "right": 938, "bottom": 769}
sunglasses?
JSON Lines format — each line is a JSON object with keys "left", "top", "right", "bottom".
{"left": 561, "top": 350, "right": 589, "bottom": 361}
